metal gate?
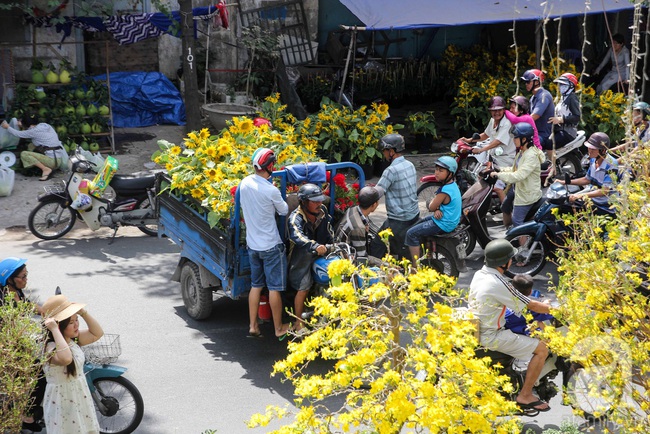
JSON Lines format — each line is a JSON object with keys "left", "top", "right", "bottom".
{"left": 237, "top": 0, "right": 315, "bottom": 65}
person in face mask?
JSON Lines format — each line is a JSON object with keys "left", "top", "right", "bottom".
{"left": 548, "top": 73, "right": 581, "bottom": 149}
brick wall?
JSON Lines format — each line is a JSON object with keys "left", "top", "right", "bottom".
{"left": 85, "top": 32, "right": 159, "bottom": 74}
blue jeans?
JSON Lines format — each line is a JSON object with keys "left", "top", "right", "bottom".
{"left": 248, "top": 244, "right": 287, "bottom": 291}
{"left": 405, "top": 217, "right": 444, "bottom": 247}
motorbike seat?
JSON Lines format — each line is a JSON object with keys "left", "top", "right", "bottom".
{"left": 525, "top": 197, "right": 545, "bottom": 221}
{"left": 110, "top": 173, "right": 156, "bottom": 193}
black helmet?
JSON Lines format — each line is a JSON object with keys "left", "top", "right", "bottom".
{"left": 358, "top": 186, "right": 381, "bottom": 208}
{"left": 298, "top": 183, "right": 325, "bottom": 202}
{"left": 511, "top": 123, "right": 534, "bottom": 141}
{"left": 380, "top": 134, "right": 405, "bottom": 153}
{"left": 484, "top": 239, "right": 517, "bottom": 268}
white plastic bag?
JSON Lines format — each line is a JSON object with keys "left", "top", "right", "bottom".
{"left": 0, "top": 167, "right": 15, "bottom": 197}
{"left": 58, "top": 149, "right": 70, "bottom": 172}
{"left": 0, "top": 118, "right": 20, "bottom": 150}
{"left": 78, "top": 148, "right": 105, "bottom": 171}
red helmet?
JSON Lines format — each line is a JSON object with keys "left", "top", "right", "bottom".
{"left": 521, "top": 69, "right": 545, "bottom": 83}
{"left": 253, "top": 117, "right": 272, "bottom": 128}
{"left": 252, "top": 148, "right": 276, "bottom": 170}
{"left": 554, "top": 72, "right": 578, "bottom": 88}
{"left": 510, "top": 95, "right": 530, "bottom": 114}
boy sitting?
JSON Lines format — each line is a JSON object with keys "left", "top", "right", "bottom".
{"left": 504, "top": 275, "right": 554, "bottom": 336}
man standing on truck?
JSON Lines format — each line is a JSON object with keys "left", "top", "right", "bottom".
{"left": 240, "top": 148, "right": 292, "bottom": 339}
{"left": 288, "top": 183, "right": 335, "bottom": 335}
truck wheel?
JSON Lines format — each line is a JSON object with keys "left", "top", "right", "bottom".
{"left": 180, "top": 262, "right": 213, "bottom": 320}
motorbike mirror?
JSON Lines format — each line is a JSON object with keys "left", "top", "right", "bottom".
{"left": 493, "top": 146, "right": 504, "bottom": 156}
{"left": 55, "top": 286, "right": 61, "bottom": 295}
{"left": 471, "top": 132, "right": 481, "bottom": 141}
{"left": 564, "top": 173, "right": 571, "bottom": 186}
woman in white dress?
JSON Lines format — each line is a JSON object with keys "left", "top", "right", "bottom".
{"left": 42, "top": 295, "right": 104, "bottom": 434}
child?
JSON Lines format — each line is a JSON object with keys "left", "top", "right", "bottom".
{"left": 405, "top": 156, "right": 461, "bottom": 264}
{"left": 504, "top": 275, "right": 554, "bottom": 335}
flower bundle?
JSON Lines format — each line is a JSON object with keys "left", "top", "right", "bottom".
{"left": 152, "top": 120, "right": 318, "bottom": 228}
{"left": 322, "top": 172, "right": 359, "bottom": 212}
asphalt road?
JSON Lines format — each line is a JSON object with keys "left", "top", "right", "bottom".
{"left": 1, "top": 222, "right": 621, "bottom": 434}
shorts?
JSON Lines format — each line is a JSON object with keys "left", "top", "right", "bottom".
{"left": 512, "top": 203, "right": 536, "bottom": 227}
{"left": 494, "top": 179, "right": 507, "bottom": 191}
{"left": 404, "top": 217, "right": 444, "bottom": 247}
{"left": 481, "top": 328, "right": 540, "bottom": 360}
{"left": 501, "top": 188, "right": 515, "bottom": 215}
{"left": 248, "top": 243, "right": 287, "bottom": 291}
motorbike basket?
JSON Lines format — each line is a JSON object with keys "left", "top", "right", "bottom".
{"left": 82, "top": 333, "right": 121, "bottom": 364}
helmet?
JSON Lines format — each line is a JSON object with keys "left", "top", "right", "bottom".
{"left": 298, "top": 183, "right": 326, "bottom": 202}
{"left": 434, "top": 155, "right": 458, "bottom": 175}
{"left": 0, "top": 257, "right": 27, "bottom": 286}
{"left": 633, "top": 101, "right": 650, "bottom": 118}
{"left": 585, "top": 132, "right": 610, "bottom": 152}
{"left": 488, "top": 96, "right": 506, "bottom": 110}
{"left": 484, "top": 239, "right": 517, "bottom": 268}
{"left": 510, "top": 95, "right": 530, "bottom": 114}
{"left": 252, "top": 148, "right": 276, "bottom": 170}
{"left": 554, "top": 72, "right": 578, "bottom": 88}
{"left": 511, "top": 123, "right": 535, "bottom": 141}
{"left": 358, "top": 186, "right": 381, "bottom": 208}
{"left": 521, "top": 69, "right": 545, "bottom": 83}
{"left": 380, "top": 134, "right": 406, "bottom": 153}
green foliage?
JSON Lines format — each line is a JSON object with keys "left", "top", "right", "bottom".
{"left": 235, "top": 25, "right": 280, "bottom": 99}
{"left": 537, "top": 420, "right": 582, "bottom": 433}
{"left": 298, "top": 74, "right": 333, "bottom": 112}
{"left": 0, "top": 294, "right": 47, "bottom": 432}
{"left": 406, "top": 111, "right": 439, "bottom": 138}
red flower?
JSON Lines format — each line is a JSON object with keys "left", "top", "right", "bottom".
{"left": 352, "top": 183, "right": 360, "bottom": 190}
{"left": 230, "top": 185, "right": 238, "bottom": 197}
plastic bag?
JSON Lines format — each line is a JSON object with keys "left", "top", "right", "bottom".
{"left": 0, "top": 118, "right": 20, "bottom": 150}
{"left": 78, "top": 148, "right": 105, "bottom": 170}
{"left": 58, "top": 149, "right": 70, "bottom": 172}
{"left": 0, "top": 167, "right": 15, "bottom": 197}
{"left": 89, "top": 156, "right": 118, "bottom": 197}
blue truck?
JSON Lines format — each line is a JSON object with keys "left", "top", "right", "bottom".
{"left": 156, "top": 162, "right": 365, "bottom": 320}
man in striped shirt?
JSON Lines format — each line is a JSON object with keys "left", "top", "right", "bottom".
{"left": 374, "top": 134, "right": 419, "bottom": 260}
{"left": 468, "top": 239, "right": 553, "bottom": 412}
{"left": 335, "top": 186, "right": 381, "bottom": 265}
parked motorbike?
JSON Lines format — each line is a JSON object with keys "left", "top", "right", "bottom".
{"left": 27, "top": 151, "right": 159, "bottom": 242}
{"left": 83, "top": 334, "right": 145, "bottom": 434}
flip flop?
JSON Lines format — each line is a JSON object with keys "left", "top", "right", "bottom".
{"left": 39, "top": 171, "right": 54, "bottom": 181}
{"left": 516, "top": 399, "right": 550, "bottom": 412}
{"left": 247, "top": 331, "right": 264, "bottom": 339}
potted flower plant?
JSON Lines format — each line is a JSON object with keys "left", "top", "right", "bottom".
{"left": 405, "top": 110, "right": 439, "bottom": 151}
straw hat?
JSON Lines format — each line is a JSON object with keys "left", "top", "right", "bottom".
{"left": 42, "top": 295, "right": 86, "bottom": 322}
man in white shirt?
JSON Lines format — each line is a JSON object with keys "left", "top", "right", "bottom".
{"left": 468, "top": 239, "right": 552, "bottom": 412}
{"left": 239, "top": 148, "right": 291, "bottom": 339}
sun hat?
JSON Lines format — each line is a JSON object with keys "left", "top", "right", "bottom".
{"left": 42, "top": 295, "right": 86, "bottom": 322}
{"left": 358, "top": 186, "right": 381, "bottom": 208}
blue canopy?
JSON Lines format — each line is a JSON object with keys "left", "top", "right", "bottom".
{"left": 338, "top": 0, "right": 635, "bottom": 30}
{"left": 94, "top": 72, "right": 186, "bottom": 128}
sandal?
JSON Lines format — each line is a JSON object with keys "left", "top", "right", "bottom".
{"left": 39, "top": 171, "right": 54, "bottom": 181}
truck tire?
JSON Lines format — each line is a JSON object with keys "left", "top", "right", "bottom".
{"left": 180, "top": 262, "right": 213, "bottom": 320}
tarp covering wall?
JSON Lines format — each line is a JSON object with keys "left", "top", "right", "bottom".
{"left": 94, "top": 72, "right": 186, "bottom": 128}
{"left": 338, "top": 0, "right": 635, "bottom": 30}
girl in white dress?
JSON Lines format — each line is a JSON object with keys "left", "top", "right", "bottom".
{"left": 42, "top": 295, "right": 104, "bottom": 434}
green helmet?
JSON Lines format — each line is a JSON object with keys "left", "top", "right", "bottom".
{"left": 484, "top": 239, "right": 517, "bottom": 268}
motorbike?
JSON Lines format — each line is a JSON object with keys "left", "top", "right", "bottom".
{"left": 418, "top": 226, "right": 468, "bottom": 277}
{"left": 551, "top": 130, "right": 587, "bottom": 177}
{"left": 503, "top": 175, "right": 588, "bottom": 277}
{"left": 83, "top": 334, "right": 145, "bottom": 434}
{"left": 27, "top": 151, "right": 159, "bottom": 242}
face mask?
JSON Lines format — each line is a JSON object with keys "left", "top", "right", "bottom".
{"left": 559, "top": 84, "right": 571, "bottom": 95}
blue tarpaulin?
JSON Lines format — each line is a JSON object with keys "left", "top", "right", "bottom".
{"left": 93, "top": 72, "right": 186, "bottom": 128}
{"left": 338, "top": 0, "right": 635, "bottom": 30}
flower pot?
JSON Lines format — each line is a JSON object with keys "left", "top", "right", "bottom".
{"left": 202, "top": 103, "right": 257, "bottom": 131}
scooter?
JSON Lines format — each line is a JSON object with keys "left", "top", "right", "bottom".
{"left": 419, "top": 226, "right": 468, "bottom": 277}
{"left": 504, "top": 175, "right": 589, "bottom": 277}
{"left": 27, "top": 150, "right": 159, "bottom": 242}
{"left": 552, "top": 130, "right": 587, "bottom": 177}
{"left": 83, "top": 334, "right": 144, "bottom": 434}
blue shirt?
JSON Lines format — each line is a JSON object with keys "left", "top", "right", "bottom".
{"left": 376, "top": 156, "right": 419, "bottom": 221}
{"left": 239, "top": 174, "right": 288, "bottom": 251}
{"left": 505, "top": 308, "right": 555, "bottom": 336}
{"left": 530, "top": 88, "right": 555, "bottom": 141}
{"left": 586, "top": 155, "right": 618, "bottom": 207}
{"left": 434, "top": 182, "right": 461, "bottom": 232}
